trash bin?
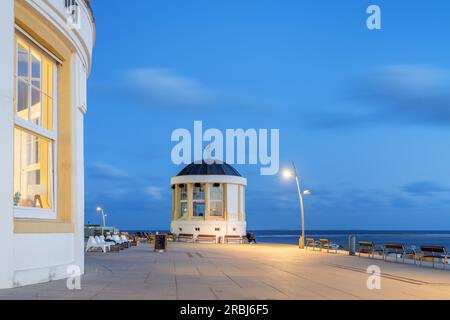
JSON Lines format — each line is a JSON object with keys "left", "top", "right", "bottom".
{"left": 348, "top": 235, "right": 356, "bottom": 256}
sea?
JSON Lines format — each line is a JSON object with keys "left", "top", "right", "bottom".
{"left": 124, "top": 229, "right": 450, "bottom": 250}
{"left": 253, "top": 230, "right": 450, "bottom": 250}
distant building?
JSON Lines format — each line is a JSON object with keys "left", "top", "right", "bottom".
{"left": 0, "top": 0, "right": 95, "bottom": 288}
{"left": 171, "top": 161, "right": 247, "bottom": 241}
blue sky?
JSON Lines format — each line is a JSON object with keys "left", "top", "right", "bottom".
{"left": 85, "top": 0, "right": 450, "bottom": 230}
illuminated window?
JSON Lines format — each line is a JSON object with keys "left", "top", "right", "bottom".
{"left": 209, "top": 183, "right": 223, "bottom": 217}
{"left": 179, "top": 184, "right": 188, "bottom": 218}
{"left": 193, "top": 184, "right": 205, "bottom": 217}
{"left": 13, "top": 34, "right": 57, "bottom": 219}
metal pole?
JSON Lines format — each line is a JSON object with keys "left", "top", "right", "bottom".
{"left": 292, "top": 161, "right": 305, "bottom": 249}
{"left": 101, "top": 209, "right": 106, "bottom": 227}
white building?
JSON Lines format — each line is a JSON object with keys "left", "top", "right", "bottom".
{"left": 170, "top": 162, "right": 247, "bottom": 240}
{"left": 0, "top": 0, "right": 95, "bottom": 289}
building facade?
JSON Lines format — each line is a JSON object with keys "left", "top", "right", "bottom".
{"left": 170, "top": 162, "right": 247, "bottom": 240}
{"left": 0, "top": 0, "right": 95, "bottom": 289}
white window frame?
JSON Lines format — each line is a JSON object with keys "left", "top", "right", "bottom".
{"left": 178, "top": 184, "right": 188, "bottom": 218}
{"left": 209, "top": 183, "right": 224, "bottom": 217}
{"left": 13, "top": 31, "right": 59, "bottom": 220}
{"left": 192, "top": 184, "right": 206, "bottom": 218}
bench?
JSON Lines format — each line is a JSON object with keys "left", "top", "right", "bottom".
{"left": 305, "top": 237, "right": 319, "bottom": 251}
{"left": 319, "top": 238, "right": 338, "bottom": 253}
{"left": 130, "top": 236, "right": 140, "bottom": 247}
{"left": 196, "top": 234, "right": 217, "bottom": 243}
{"left": 177, "top": 233, "right": 194, "bottom": 243}
{"left": 225, "top": 235, "right": 244, "bottom": 244}
{"left": 383, "top": 243, "right": 416, "bottom": 264}
{"left": 419, "top": 246, "right": 449, "bottom": 269}
{"left": 167, "top": 233, "right": 175, "bottom": 241}
{"left": 357, "top": 241, "right": 383, "bottom": 258}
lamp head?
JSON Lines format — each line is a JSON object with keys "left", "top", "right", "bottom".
{"left": 96, "top": 206, "right": 102, "bottom": 212}
{"left": 303, "top": 190, "right": 311, "bottom": 195}
{"left": 282, "top": 169, "right": 293, "bottom": 179}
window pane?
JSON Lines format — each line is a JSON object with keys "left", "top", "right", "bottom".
{"left": 14, "top": 128, "right": 53, "bottom": 209}
{"left": 179, "top": 185, "right": 187, "bottom": 200}
{"left": 17, "top": 44, "right": 28, "bottom": 78}
{"left": 15, "top": 38, "right": 54, "bottom": 131}
{"left": 210, "top": 184, "right": 223, "bottom": 201}
{"left": 180, "top": 202, "right": 188, "bottom": 217}
{"left": 193, "top": 185, "right": 205, "bottom": 200}
{"left": 193, "top": 202, "right": 205, "bottom": 217}
{"left": 43, "top": 59, "right": 53, "bottom": 98}
{"left": 210, "top": 201, "right": 223, "bottom": 217}
{"left": 31, "top": 86, "right": 41, "bottom": 126}
{"left": 43, "top": 96, "right": 53, "bottom": 131}
{"left": 31, "top": 52, "right": 41, "bottom": 89}
{"left": 16, "top": 79, "right": 29, "bottom": 120}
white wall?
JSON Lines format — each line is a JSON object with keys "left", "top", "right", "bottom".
{"left": 13, "top": 233, "right": 75, "bottom": 286}
{"left": 171, "top": 220, "right": 247, "bottom": 239}
{"left": 28, "top": 0, "right": 95, "bottom": 74}
{"left": 0, "top": 0, "right": 93, "bottom": 289}
{"left": 227, "top": 184, "right": 239, "bottom": 221}
{"left": 14, "top": 234, "right": 74, "bottom": 270}
{"left": 0, "top": 0, "right": 15, "bottom": 290}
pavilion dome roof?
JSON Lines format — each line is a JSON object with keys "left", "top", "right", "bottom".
{"left": 177, "top": 161, "right": 241, "bottom": 177}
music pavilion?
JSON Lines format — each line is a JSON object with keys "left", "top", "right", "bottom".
{"left": 0, "top": 0, "right": 95, "bottom": 288}
{"left": 171, "top": 161, "right": 247, "bottom": 241}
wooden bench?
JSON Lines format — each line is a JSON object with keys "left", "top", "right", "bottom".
{"left": 130, "top": 236, "right": 140, "bottom": 247}
{"left": 383, "top": 243, "right": 416, "bottom": 264}
{"left": 167, "top": 233, "right": 175, "bottom": 241}
{"left": 177, "top": 233, "right": 194, "bottom": 243}
{"left": 319, "top": 238, "right": 338, "bottom": 253}
{"left": 225, "top": 235, "right": 244, "bottom": 244}
{"left": 357, "top": 241, "right": 383, "bottom": 258}
{"left": 419, "top": 246, "right": 449, "bottom": 269}
{"left": 196, "top": 234, "right": 217, "bottom": 243}
{"left": 305, "top": 237, "right": 319, "bottom": 251}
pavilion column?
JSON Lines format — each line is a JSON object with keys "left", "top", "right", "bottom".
{"left": 172, "top": 186, "right": 177, "bottom": 220}
{"left": 204, "top": 183, "right": 210, "bottom": 220}
{"left": 0, "top": 0, "right": 15, "bottom": 289}
{"left": 187, "top": 183, "right": 193, "bottom": 219}
{"left": 223, "top": 184, "right": 228, "bottom": 226}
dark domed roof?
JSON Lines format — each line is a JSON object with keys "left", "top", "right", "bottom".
{"left": 177, "top": 161, "right": 241, "bottom": 177}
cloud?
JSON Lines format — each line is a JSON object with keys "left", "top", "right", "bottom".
{"left": 310, "top": 65, "right": 450, "bottom": 129}
{"left": 88, "top": 161, "right": 129, "bottom": 180}
{"left": 402, "top": 181, "right": 450, "bottom": 196}
{"left": 144, "top": 185, "right": 166, "bottom": 200}
{"left": 123, "top": 68, "right": 215, "bottom": 109}
{"left": 358, "top": 65, "right": 450, "bottom": 124}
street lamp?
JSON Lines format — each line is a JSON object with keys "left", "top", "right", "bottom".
{"left": 96, "top": 206, "right": 107, "bottom": 227}
{"left": 282, "top": 161, "right": 310, "bottom": 249}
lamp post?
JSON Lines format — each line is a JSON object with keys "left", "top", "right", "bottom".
{"left": 96, "top": 206, "right": 107, "bottom": 227}
{"left": 282, "top": 161, "right": 310, "bottom": 249}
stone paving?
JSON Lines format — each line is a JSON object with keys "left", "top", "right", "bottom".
{"left": 1, "top": 242, "right": 450, "bottom": 300}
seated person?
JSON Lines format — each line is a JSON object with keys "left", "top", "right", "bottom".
{"left": 246, "top": 232, "right": 257, "bottom": 244}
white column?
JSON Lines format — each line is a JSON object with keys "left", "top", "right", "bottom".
{"left": 0, "top": 0, "right": 15, "bottom": 289}
{"left": 72, "top": 54, "right": 87, "bottom": 274}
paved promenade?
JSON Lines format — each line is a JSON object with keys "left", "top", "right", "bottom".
{"left": 1, "top": 242, "right": 450, "bottom": 300}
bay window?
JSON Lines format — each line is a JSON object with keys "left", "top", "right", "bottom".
{"left": 179, "top": 184, "right": 188, "bottom": 218}
{"left": 13, "top": 35, "right": 57, "bottom": 219}
{"left": 193, "top": 183, "right": 205, "bottom": 217}
{"left": 209, "top": 183, "right": 223, "bottom": 217}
